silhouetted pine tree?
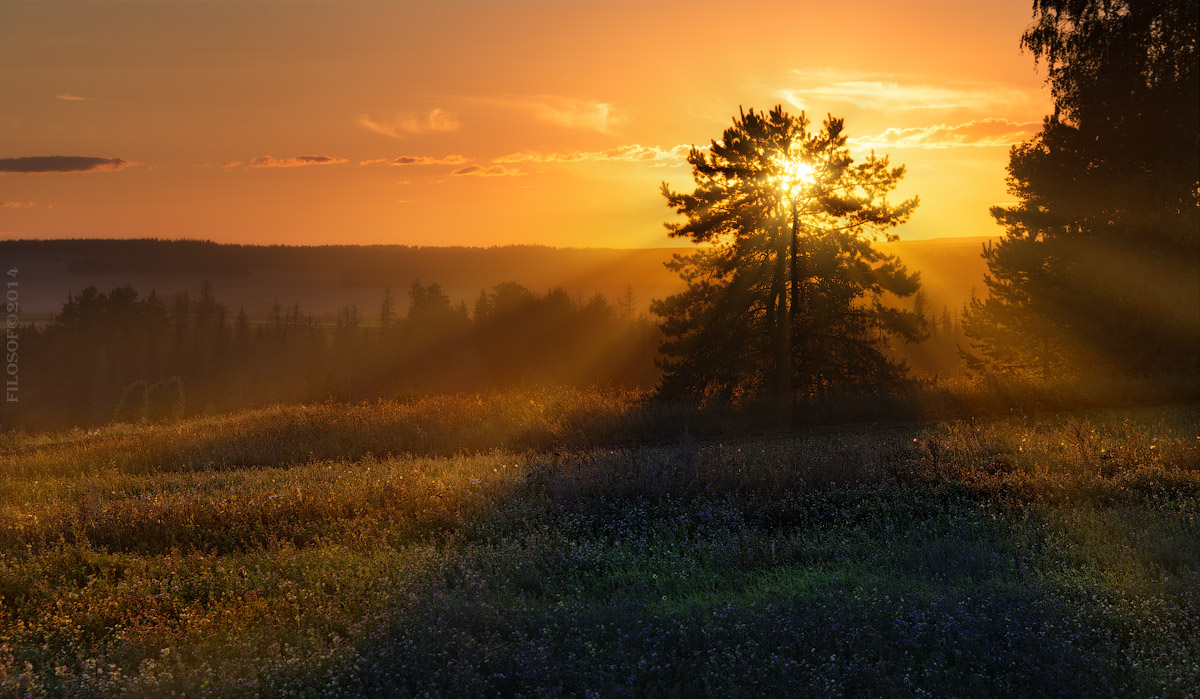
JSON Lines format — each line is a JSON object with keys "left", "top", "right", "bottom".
{"left": 654, "top": 106, "right": 924, "bottom": 405}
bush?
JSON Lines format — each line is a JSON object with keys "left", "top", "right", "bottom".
{"left": 146, "top": 377, "right": 185, "bottom": 423}
{"left": 113, "top": 380, "right": 148, "bottom": 423}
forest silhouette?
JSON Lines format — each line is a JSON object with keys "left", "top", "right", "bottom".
{"left": 5, "top": 280, "right": 658, "bottom": 431}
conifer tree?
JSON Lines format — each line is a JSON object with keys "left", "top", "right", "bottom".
{"left": 654, "top": 106, "right": 924, "bottom": 404}
{"left": 962, "top": 0, "right": 1199, "bottom": 378}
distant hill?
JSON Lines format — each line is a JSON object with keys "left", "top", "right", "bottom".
{"left": 0, "top": 237, "right": 994, "bottom": 320}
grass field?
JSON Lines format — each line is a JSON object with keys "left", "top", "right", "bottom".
{"left": 2, "top": 391, "right": 1198, "bottom": 697}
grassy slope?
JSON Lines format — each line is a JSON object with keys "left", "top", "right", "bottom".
{"left": 1, "top": 392, "right": 1198, "bottom": 697}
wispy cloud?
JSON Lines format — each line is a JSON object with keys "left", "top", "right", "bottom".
{"left": 449, "top": 164, "right": 524, "bottom": 177}
{"left": 527, "top": 98, "right": 625, "bottom": 134}
{"left": 55, "top": 94, "right": 92, "bottom": 102}
{"left": 479, "top": 96, "right": 628, "bottom": 134}
{"left": 243, "top": 155, "right": 349, "bottom": 168}
{"left": 358, "top": 109, "right": 460, "bottom": 138}
{"left": 0, "top": 200, "right": 40, "bottom": 209}
{"left": 780, "top": 69, "right": 1032, "bottom": 113}
{"left": 0, "top": 156, "right": 128, "bottom": 173}
{"left": 851, "top": 118, "right": 1039, "bottom": 150}
{"left": 390, "top": 154, "right": 467, "bottom": 165}
{"left": 494, "top": 143, "right": 702, "bottom": 166}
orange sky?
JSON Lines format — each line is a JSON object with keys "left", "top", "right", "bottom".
{"left": 0, "top": 0, "right": 1051, "bottom": 247}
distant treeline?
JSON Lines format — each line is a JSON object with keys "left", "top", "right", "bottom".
{"left": 893, "top": 288, "right": 970, "bottom": 379}
{"left": 4, "top": 280, "right": 659, "bottom": 431}
{"left": 3, "top": 238, "right": 679, "bottom": 288}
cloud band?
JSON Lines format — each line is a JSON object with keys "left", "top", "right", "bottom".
{"left": 0, "top": 156, "right": 128, "bottom": 173}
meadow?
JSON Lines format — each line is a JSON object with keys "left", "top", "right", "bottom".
{"left": 1, "top": 390, "right": 1198, "bottom": 697}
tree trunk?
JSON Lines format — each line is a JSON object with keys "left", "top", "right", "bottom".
{"left": 775, "top": 234, "right": 791, "bottom": 416}
{"left": 1040, "top": 334, "right": 1050, "bottom": 382}
{"left": 767, "top": 288, "right": 777, "bottom": 350}
{"left": 790, "top": 202, "right": 801, "bottom": 323}
{"left": 788, "top": 202, "right": 802, "bottom": 404}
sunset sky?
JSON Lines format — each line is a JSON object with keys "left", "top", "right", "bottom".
{"left": 1, "top": 0, "right": 1052, "bottom": 248}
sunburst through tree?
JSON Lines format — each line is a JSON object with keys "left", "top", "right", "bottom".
{"left": 652, "top": 106, "right": 925, "bottom": 408}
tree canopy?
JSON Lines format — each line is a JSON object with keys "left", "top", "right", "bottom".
{"left": 652, "top": 106, "right": 923, "bottom": 405}
{"left": 962, "top": 0, "right": 1199, "bottom": 378}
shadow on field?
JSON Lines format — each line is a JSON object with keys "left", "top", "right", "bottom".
{"left": 317, "top": 485, "right": 1158, "bottom": 697}
{"left": 299, "top": 418, "right": 1194, "bottom": 697}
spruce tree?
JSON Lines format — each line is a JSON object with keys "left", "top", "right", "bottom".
{"left": 962, "top": 0, "right": 1199, "bottom": 378}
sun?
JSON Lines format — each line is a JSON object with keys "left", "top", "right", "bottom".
{"left": 773, "top": 155, "right": 815, "bottom": 197}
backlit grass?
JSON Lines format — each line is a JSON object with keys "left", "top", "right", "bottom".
{"left": 1, "top": 392, "right": 1197, "bottom": 697}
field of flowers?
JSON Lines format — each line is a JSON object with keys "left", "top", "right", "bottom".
{"left": 1, "top": 391, "right": 1198, "bottom": 697}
